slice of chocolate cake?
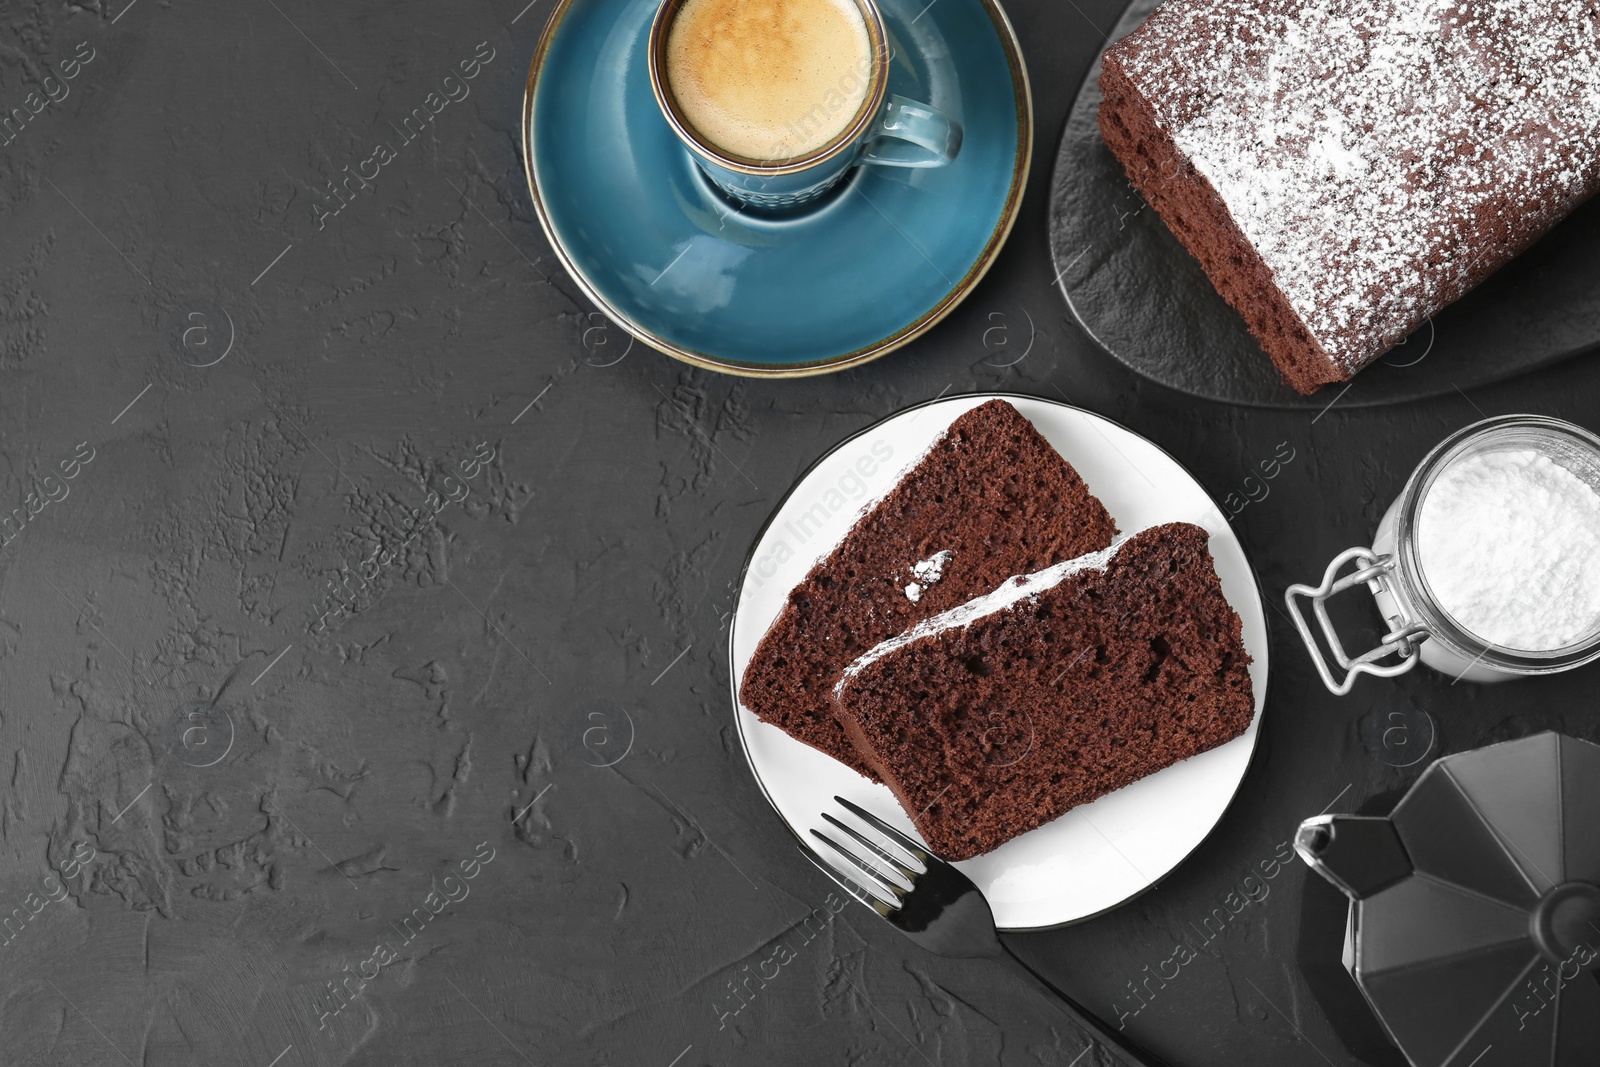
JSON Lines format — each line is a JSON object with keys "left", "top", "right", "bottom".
{"left": 740, "top": 399, "right": 1117, "bottom": 779}
{"left": 833, "top": 523, "right": 1253, "bottom": 860}
{"left": 1098, "top": 0, "right": 1600, "bottom": 394}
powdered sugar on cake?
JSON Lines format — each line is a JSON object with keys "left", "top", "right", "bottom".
{"left": 839, "top": 538, "right": 1127, "bottom": 691}
{"left": 912, "top": 550, "right": 953, "bottom": 584}
{"left": 1118, "top": 0, "right": 1600, "bottom": 371}
{"left": 904, "top": 549, "right": 954, "bottom": 601}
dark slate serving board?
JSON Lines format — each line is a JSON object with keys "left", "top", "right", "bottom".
{"left": 1047, "top": 0, "right": 1600, "bottom": 409}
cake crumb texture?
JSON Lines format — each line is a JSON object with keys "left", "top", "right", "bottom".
{"left": 739, "top": 400, "right": 1117, "bottom": 778}
{"left": 1100, "top": 0, "right": 1600, "bottom": 392}
{"left": 834, "top": 523, "right": 1254, "bottom": 860}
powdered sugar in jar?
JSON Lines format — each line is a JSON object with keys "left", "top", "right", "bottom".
{"left": 1287, "top": 416, "right": 1600, "bottom": 694}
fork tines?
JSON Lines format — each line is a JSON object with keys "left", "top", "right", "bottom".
{"left": 809, "top": 796, "right": 932, "bottom": 915}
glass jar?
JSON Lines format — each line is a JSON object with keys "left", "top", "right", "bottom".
{"left": 1287, "top": 415, "right": 1600, "bottom": 694}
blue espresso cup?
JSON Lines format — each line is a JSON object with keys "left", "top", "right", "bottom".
{"left": 648, "top": 0, "right": 963, "bottom": 211}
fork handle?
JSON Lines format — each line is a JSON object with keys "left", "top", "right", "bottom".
{"left": 995, "top": 942, "right": 1174, "bottom": 1067}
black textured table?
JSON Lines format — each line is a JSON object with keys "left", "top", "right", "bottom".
{"left": 3, "top": 0, "right": 1597, "bottom": 1065}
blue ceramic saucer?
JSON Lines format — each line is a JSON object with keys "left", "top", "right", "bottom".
{"left": 521, "top": 0, "right": 1031, "bottom": 377}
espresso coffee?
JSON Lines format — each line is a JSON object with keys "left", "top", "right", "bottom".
{"left": 665, "top": 0, "right": 876, "bottom": 161}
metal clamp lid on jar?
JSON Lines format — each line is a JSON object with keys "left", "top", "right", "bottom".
{"left": 1286, "top": 415, "right": 1600, "bottom": 696}
{"left": 1286, "top": 547, "right": 1426, "bottom": 695}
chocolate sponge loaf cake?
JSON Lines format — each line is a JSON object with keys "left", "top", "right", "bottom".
{"left": 740, "top": 400, "right": 1117, "bottom": 779}
{"left": 1099, "top": 0, "right": 1600, "bottom": 394}
{"left": 834, "top": 523, "right": 1252, "bottom": 860}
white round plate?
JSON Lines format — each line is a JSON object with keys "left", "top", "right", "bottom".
{"left": 728, "top": 393, "right": 1268, "bottom": 930}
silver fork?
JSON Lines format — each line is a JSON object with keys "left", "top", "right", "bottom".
{"left": 809, "top": 796, "right": 1171, "bottom": 1067}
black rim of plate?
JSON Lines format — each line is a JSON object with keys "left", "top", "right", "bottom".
{"left": 725, "top": 390, "right": 1271, "bottom": 932}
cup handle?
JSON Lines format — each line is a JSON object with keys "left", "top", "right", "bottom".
{"left": 856, "top": 95, "right": 962, "bottom": 169}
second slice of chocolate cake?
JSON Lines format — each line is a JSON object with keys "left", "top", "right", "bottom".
{"left": 740, "top": 399, "right": 1117, "bottom": 779}
{"left": 833, "top": 523, "right": 1253, "bottom": 860}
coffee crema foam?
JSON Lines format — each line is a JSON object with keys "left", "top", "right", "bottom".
{"left": 666, "top": 0, "right": 874, "bottom": 161}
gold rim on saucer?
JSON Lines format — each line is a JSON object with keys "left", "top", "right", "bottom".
{"left": 519, "top": 0, "right": 1033, "bottom": 379}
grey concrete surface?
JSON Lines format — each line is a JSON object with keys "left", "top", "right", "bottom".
{"left": 2, "top": 0, "right": 1598, "bottom": 1065}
